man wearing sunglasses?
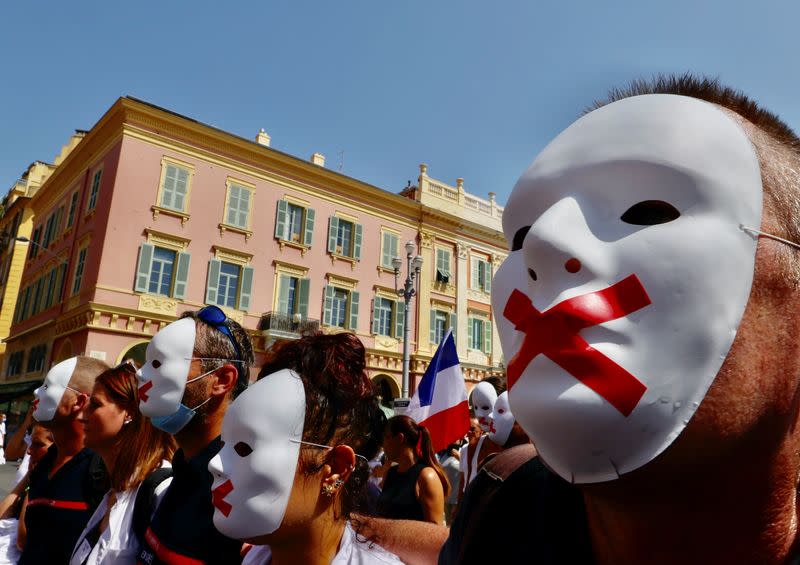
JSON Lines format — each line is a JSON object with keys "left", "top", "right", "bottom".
{"left": 20, "top": 355, "right": 110, "bottom": 565}
{"left": 135, "top": 306, "right": 254, "bottom": 565}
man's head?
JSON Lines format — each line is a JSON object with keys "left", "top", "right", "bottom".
{"left": 493, "top": 74, "right": 800, "bottom": 483}
{"left": 136, "top": 306, "right": 255, "bottom": 435}
{"left": 32, "top": 356, "right": 109, "bottom": 429}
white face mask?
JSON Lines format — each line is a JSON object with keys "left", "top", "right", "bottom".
{"left": 471, "top": 382, "right": 497, "bottom": 433}
{"left": 488, "top": 392, "right": 515, "bottom": 447}
{"left": 136, "top": 318, "right": 197, "bottom": 418}
{"left": 33, "top": 357, "right": 79, "bottom": 422}
{"left": 208, "top": 369, "right": 305, "bottom": 540}
{"left": 493, "top": 94, "right": 762, "bottom": 483}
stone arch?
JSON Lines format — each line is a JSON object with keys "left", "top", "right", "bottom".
{"left": 117, "top": 339, "right": 150, "bottom": 366}
{"left": 54, "top": 339, "right": 74, "bottom": 363}
{"left": 371, "top": 373, "right": 399, "bottom": 409}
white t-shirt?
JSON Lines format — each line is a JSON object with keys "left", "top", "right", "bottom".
{"left": 459, "top": 434, "right": 486, "bottom": 488}
{"left": 0, "top": 518, "right": 20, "bottom": 565}
{"left": 69, "top": 467, "right": 172, "bottom": 565}
{"left": 245, "top": 522, "right": 402, "bottom": 565}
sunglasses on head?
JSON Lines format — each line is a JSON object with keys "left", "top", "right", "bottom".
{"left": 196, "top": 306, "right": 245, "bottom": 380}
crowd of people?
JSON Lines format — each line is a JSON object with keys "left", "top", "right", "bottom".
{"left": 0, "top": 73, "right": 798, "bottom": 564}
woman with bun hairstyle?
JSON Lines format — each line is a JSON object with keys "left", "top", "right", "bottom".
{"left": 377, "top": 415, "right": 449, "bottom": 524}
{"left": 208, "top": 332, "right": 401, "bottom": 565}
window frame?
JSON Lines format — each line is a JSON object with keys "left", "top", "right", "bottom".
{"left": 221, "top": 178, "right": 255, "bottom": 234}
{"left": 86, "top": 167, "right": 103, "bottom": 213}
{"left": 156, "top": 158, "right": 194, "bottom": 214}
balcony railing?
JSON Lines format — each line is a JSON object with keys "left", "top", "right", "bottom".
{"left": 258, "top": 312, "right": 320, "bottom": 337}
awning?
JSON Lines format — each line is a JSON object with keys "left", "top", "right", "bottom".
{"left": 0, "top": 380, "right": 40, "bottom": 404}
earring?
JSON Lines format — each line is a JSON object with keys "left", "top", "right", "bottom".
{"left": 123, "top": 418, "right": 132, "bottom": 425}
{"left": 322, "top": 478, "right": 345, "bottom": 496}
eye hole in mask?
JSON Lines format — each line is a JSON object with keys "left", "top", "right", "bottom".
{"left": 621, "top": 200, "right": 681, "bottom": 226}
{"left": 512, "top": 226, "right": 531, "bottom": 252}
{"left": 234, "top": 442, "right": 253, "bottom": 457}
{"left": 152, "top": 360, "right": 162, "bottom": 369}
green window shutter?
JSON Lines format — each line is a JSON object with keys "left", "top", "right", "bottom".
{"left": 135, "top": 243, "right": 155, "bottom": 292}
{"left": 275, "top": 200, "right": 288, "bottom": 240}
{"left": 429, "top": 309, "right": 436, "bottom": 344}
{"left": 56, "top": 263, "right": 67, "bottom": 302}
{"left": 297, "top": 278, "right": 310, "bottom": 317}
{"left": 349, "top": 291, "right": 360, "bottom": 331}
{"left": 327, "top": 217, "right": 339, "bottom": 253}
{"left": 449, "top": 313, "right": 458, "bottom": 344}
{"left": 394, "top": 300, "right": 404, "bottom": 339}
{"left": 484, "top": 318, "right": 492, "bottom": 354}
{"left": 381, "top": 233, "right": 391, "bottom": 268}
{"left": 471, "top": 260, "right": 479, "bottom": 289}
{"left": 467, "top": 317, "right": 474, "bottom": 348}
{"left": 239, "top": 265, "right": 255, "bottom": 311}
{"left": 323, "top": 286, "right": 334, "bottom": 325}
{"left": 174, "top": 167, "right": 188, "bottom": 210}
{"left": 304, "top": 208, "right": 315, "bottom": 247}
{"left": 353, "top": 224, "right": 363, "bottom": 260}
{"left": 277, "top": 275, "right": 291, "bottom": 314}
{"left": 226, "top": 186, "right": 239, "bottom": 226}
{"left": 173, "top": 252, "right": 191, "bottom": 299}
{"left": 371, "top": 299, "right": 380, "bottom": 334}
{"left": 162, "top": 165, "right": 177, "bottom": 208}
{"left": 206, "top": 259, "right": 221, "bottom": 305}
{"left": 239, "top": 189, "right": 251, "bottom": 229}
{"left": 484, "top": 261, "right": 492, "bottom": 293}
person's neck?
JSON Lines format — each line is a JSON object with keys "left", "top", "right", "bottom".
{"left": 395, "top": 448, "right": 417, "bottom": 472}
{"left": 174, "top": 403, "right": 225, "bottom": 459}
{"left": 51, "top": 419, "right": 85, "bottom": 461}
{"left": 269, "top": 514, "right": 346, "bottom": 565}
{"left": 583, "top": 441, "right": 798, "bottom": 564}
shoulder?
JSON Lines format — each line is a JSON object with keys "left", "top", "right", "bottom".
{"left": 417, "top": 467, "right": 442, "bottom": 491}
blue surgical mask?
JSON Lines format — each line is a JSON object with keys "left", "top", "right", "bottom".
{"left": 150, "top": 368, "right": 215, "bottom": 435}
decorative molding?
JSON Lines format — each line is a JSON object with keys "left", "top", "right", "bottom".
{"left": 373, "top": 285, "right": 400, "bottom": 300}
{"left": 277, "top": 239, "right": 310, "bottom": 257}
{"left": 430, "top": 298, "right": 455, "bottom": 311}
{"left": 213, "top": 245, "right": 253, "bottom": 265}
{"left": 218, "top": 223, "right": 253, "bottom": 242}
{"left": 329, "top": 253, "right": 357, "bottom": 270}
{"left": 138, "top": 294, "right": 178, "bottom": 316}
{"left": 373, "top": 336, "right": 399, "bottom": 351}
{"left": 145, "top": 229, "right": 190, "bottom": 251}
{"left": 273, "top": 260, "right": 309, "bottom": 278}
{"left": 151, "top": 205, "right": 190, "bottom": 226}
{"left": 431, "top": 281, "right": 455, "bottom": 297}
{"left": 326, "top": 273, "right": 358, "bottom": 290}
{"left": 457, "top": 243, "right": 470, "bottom": 260}
{"left": 419, "top": 232, "right": 435, "bottom": 250}
{"left": 492, "top": 254, "right": 507, "bottom": 268}
{"left": 467, "top": 288, "right": 491, "bottom": 303}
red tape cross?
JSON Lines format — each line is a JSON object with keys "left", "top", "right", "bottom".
{"left": 504, "top": 274, "right": 651, "bottom": 417}
{"left": 28, "top": 498, "right": 89, "bottom": 510}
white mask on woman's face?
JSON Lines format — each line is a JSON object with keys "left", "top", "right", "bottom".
{"left": 471, "top": 382, "right": 498, "bottom": 433}
{"left": 208, "top": 369, "right": 305, "bottom": 540}
{"left": 488, "top": 392, "right": 515, "bottom": 447}
{"left": 33, "top": 357, "right": 78, "bottom": 422}
{"left": 136, "top": 318, "right": 197, "bottom": 418}
{"left": 493, "top": 94, "right": 762, "bottom": 483}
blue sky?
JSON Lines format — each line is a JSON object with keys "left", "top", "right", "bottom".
{"left": 1, "top": 1, "right": 798, "bottom": 206}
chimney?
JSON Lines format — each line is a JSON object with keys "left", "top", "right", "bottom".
{"left": 311, "top": 152, "right": 325, "bottom": 167}
{"left": 256, "top": 129, "right": 271, "bottom": 147}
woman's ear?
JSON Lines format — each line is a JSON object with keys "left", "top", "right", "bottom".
{"left": 320, "top": 445, "right": 357, "bottom": 496}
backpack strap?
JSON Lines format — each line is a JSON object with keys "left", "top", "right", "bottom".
{"left": 85, "top": 453, "right": 110, "bottom": 509}
{"left": 482, "top": 443, "right": 537, "bottom": 481}
{"left": 132, "top": 467, "right": 173, "bottom": 544}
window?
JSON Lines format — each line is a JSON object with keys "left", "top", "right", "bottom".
{"left": 26, "top": 345, "right": 47, "bottom": 373}
{"left": 224, "top": 182, "right": 253, "bottom": 230}
{"left": 430, "top": 309, "right": 457, "bottom": 345}
{"left": 67, "top": 191, "right": 79, "bottom": 228}
{"left": 205, "top": 259, "right": 254, "bottom": 311}
{"left": 471, "top": 258, "right": 492, "bottom": 293}
{"left": 275, "top": 200, "right": 315, "bottom": 246}
{"left": 468, "top": 315, "right": 492, "bottom": 354}
{"left": 149, "top": 248, "right": 177, "bottom": 296}
{"left": 159, "top": 164, "right": 190, "bottom": 212}
{"left": 20, "top": 286, "right": 32, "bottom": 321}
{"left": 436, "top": 249, "right": 451, "bottom": 283}
{"left": 327, "top": 217, "right": 363, "bottom": 260}
{"left": 381, "top": 232, "right": 399, "bottom": 269}
{"left": 372, "top": 297, "right": 404, "bottom": 338}
{"left": 31, "top": 277, "right": 43, "bottom": 316}
{"left": 5, "top": 351, "right": 23, "bottom": 377}
{"left": 323, "top": 286, "right": 360, "bottom": 330}
{"left": 87, "top": 169, "right": 102, "bottom": 212}
{"left": 277, "top": 275, "right": 310, "bottom": 317}
{"left": 43, "top": 267, "right": 58, "bottom": 310}
{"left": 29, "top": 227, "right": 42, "bottom": 259}
{"left": 72, "top": 247, "right": 88, "bottom": 295}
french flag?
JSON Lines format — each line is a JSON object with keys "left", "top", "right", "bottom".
{"left": 407, "top": 329, "right": 470, "bottom": 452}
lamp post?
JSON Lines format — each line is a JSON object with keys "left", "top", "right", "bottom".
{"left": 393, "top": 240, "right": 423, "bottom": 410}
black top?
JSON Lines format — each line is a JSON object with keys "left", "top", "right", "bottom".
{"left": 137, "top": 436, "right": 242, "bottom": 565}
{"left": 376, "top": 462, "right": 426, "bottom": 521}
{"left": 439, "top": 454, "right": 593, "bottom": 565}
{"left": 20, "top": 446, "right": 108, "bottom": 565}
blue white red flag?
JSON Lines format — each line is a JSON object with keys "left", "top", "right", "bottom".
{"left": 407, "top": 329, "right": 470, "bottom": 452}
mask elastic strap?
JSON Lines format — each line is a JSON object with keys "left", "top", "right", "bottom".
{"left": 188, "top": 395, "right": 213, "bottom": 412}
{"left": 740, "top": 225, "right": 800, "bottom": 251}
{"left": 186, "top": 357, "right": 244, "bottom": 364}
{"left": 65, "top": 386, "right": 85, "bottom": 396}
{"left": 289, "top": 439, "right": 370, "bottom": 465}
{"left": 186, "top": 366, "right": 221, "bottom": 385}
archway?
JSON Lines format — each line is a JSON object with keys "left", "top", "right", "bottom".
{"left": 117, "top": 340, "right": 150, "bottom": 366}
{"left": 54, "top": 339, "right": 74, "bottom": 363}
{"left": 371, "top": 374, "right": 399, "bottom": 410}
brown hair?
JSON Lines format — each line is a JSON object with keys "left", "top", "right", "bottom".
{"left": 96, "top": 364, "right": 177, "bottom": 492}
{"left": 386, "top": 415, "right": 451, "bottom": 497}
{"left": 258, "top": 332, "right": 386, "bottom": 519}
{"left": 590, "top": 73, "right": 800, "bottom": 283}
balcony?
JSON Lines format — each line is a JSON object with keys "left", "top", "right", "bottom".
{"left": 258, "top": 312, "right": 320, "bottom": 342}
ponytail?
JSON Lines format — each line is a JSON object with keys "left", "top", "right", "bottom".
{"left": 387, "top": 415, "right": 451, "bottom": 497}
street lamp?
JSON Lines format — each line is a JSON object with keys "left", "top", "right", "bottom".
{"left": 393, "top": 240, "right": 423, "bottom": 409}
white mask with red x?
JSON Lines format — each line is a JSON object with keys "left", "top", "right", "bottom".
{"left": 492, "top": 94, "right": 762, "bottom": 483}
